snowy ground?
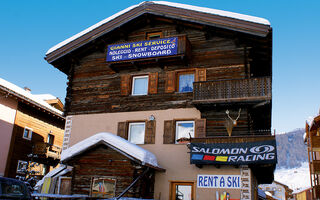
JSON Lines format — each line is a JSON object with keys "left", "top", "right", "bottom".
{"left": 274, "top": 162, "right": 310, "bottom": 192}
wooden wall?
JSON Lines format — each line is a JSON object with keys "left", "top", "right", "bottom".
{"left": 67, "top": 145, "right": 154, "bottom": 198}
{"left": 67, "top": 22, "right": 249, "bottom": 115}
{"left": 5, "top": 103, "right": 65, "bottom": 178}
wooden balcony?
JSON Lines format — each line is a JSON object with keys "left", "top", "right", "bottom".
{"left": 311, "top": 136, "right": 320, "bottom": 150}
{"left": 193, "top": 77, "right": 271, "bottom": 104}
{"left": 33, "top": 142, "right": 61, "bottom": 160}
{"left": 190, "top": 135, "right": 275, "bottom": 144}
{"left": 311, "top": 160, "right": 320, "bottom": 174}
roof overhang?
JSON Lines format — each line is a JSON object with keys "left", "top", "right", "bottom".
{"left": 61, "top": 132, "right": 165, "bottom": 171}
{"left": 45, "top": 1, "right": 271, "bottom": 65}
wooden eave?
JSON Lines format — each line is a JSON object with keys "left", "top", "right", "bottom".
{"left": 62, "top": 141, "right": 165, "bottom": 172}
{"left": 0, "top": 85, "right": 64, "bottom": 120}
{"left": 45, "top": 2, "right": 271, "bottom": 71}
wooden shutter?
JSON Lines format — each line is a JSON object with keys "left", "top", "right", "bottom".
{"left": 120, "top": 75, "right": 131, "bottom": 96}
{"left": 195, "top": 119, "right": 206, "bottom": 138}
{"left": 145, "top": 120, "right": 156, "bottom": 144}
{"left": 163, "top": 120, "right": 175, "bottom": 144}
{"left": 195, "top": 68, "right": 206, "bottom": 82}
{"left": 165, "top": 71, "right": 176, "bottom": 93}
{"left": 117, "top": 122, "right": 128, "bottom": 139}
{"left": 148, "top": 72, "right": 158, "bottom": 94}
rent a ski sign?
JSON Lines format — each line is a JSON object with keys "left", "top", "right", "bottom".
{"left": 107, "top": 37, "right": 178, "bottom": 62}
{"left": 190, "top": 140, "right": 277, "bottom": 165}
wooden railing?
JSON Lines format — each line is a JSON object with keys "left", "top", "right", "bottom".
{"left": 33, "top": 142, "right": 61, "bottom": 160}
{"left": 191, "top": 135, "right": 275, "bottom": 144}
{"left": 193, "top": 77, "right": 271, "bottom": 103}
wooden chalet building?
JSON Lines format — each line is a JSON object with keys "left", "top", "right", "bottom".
{"left": 305, "top": 113, "right": 320, "bottom": 199}
{"left": 45, "top": 1, "right": 276, "bottom": 199}
{"left": 0, "top": 78, "right": 65, "bottom": 179}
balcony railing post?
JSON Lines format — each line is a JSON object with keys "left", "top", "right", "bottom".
{"left": 193, "top": 77, "right": 271, "bottom": 102}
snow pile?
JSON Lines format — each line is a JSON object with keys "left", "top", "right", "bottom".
{"left": 0, "top": 78, "right": 63, "bottom": 115}
{"left": 61, "top": 132, "right": 163, "bottom": 169}
{"left": 46, "top": 1, "right": 270, "bottom": 55}
{"left": 274, "top": 162, "right": 310, "bottom": 192}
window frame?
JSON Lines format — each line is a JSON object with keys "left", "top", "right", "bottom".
{"left": 47, "top": 134, "right": 55, "bottom": 145}
{"left": 175, "top": 120, "right": 195, "bottom": 144}
{"left": 128, "top": 122, "right": 146, "bottom": 144}
{"left": 146, "top": 31, "right": 163, "bottom": 40}
{"left": 16, "top": 160, "right": 28, "bottom": 174}
{"left": 131, "top": 75, "right": 149, "bottom": 96}
{"left": 177, "top": 71, "right": 195, "bottom": 93}
{"left": 170, "top": 181, "right": 195, "bottom": 200}
{"left": 22, "top": 127, "right": 32, "bottom": 140}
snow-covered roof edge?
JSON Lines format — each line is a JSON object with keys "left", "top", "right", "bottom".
{"left": 61, "top": 132, "right": 164, "bottom": 170}
{"left": 46, "top": 1, "right": 270, "bottom": 55}
{"left": 0, "top": 78, "right": 63, "bottom": 116}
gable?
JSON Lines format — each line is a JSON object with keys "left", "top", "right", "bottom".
{"left": 45, "top": 1, "right": 271, "bottom": 69}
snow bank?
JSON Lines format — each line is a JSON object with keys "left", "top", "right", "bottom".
{"left": 61, "top": 132, "right": 162, "bottom": 169}
{"left": 274, "top": 162, "right": 310, "bottom": 192}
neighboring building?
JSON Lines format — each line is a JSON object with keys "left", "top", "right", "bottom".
{"left": 0, "top": 78, "right": 65, "bottom": 179}
{"left": 294, "top": 187, "right": 312, "bottom": 200}
{"left": 305, "top": 113, "right": 320, "bottom": 199}
{"left": 259, "top": 181, "right": 293, "bottom": 200}
{"left": 45, "top": 1, "right": 276, "bottom": 199}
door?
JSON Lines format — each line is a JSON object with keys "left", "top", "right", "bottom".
{"left": 171, "top": 182, "right": 195, "bottom": 200}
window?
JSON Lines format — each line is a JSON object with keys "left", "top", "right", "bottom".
{"left": 132, "top": 76, "right": 148, "bottom": 96}
{"left": 170, "top": 182, "right": 194, "bottom": 200}
{"left": 47, "top": 134, "right": 54, "bottom": 145}
{"left": 16, "top": 160, "right": 28, "bottom": 174}
{"left": 178, "top": 72, "right": 194, "bottom": 92}
{"left": 175, "top": 121, "right": 194, "bottom": 144}
{"left": 23, "top": 127, "right": 32, "bottom": 140}
{"left": 147, "top": 31, "right": 163, "bottom": 40}
{"left": 128, "top": 122, "right": 145, "bottom": 144}
{"left": 91, "top": 177, "right": 116, "bottom": 198}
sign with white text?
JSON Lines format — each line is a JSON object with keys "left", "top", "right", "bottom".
{"left": 106, "top": 37, "right": 178, "bottom": 62}
{"left": 190, "top": 140, "right": 277, "bottom": 165}
{"left": 197, "top": 175, "right": 241, "bottom": 189}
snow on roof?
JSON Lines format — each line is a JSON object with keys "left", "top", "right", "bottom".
{"left": 0, "top": 78, "right": 63, "bottom": 116}
{"left": 61, "top": 132, "right": 163, "bottom": 170}
{"left": 46, "top": 1, "right": 270, "bottom": 55}
{"left": 33, "top": 94, "right": 57, "bottom": 101}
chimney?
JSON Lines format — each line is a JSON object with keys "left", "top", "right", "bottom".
{"left": 24, "top": 87, "right": 31, "bottom": 93}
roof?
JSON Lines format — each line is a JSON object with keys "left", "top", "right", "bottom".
{"left": 61, "top": 132, "right": 165, "bottom": 171}
{"left": 45, "top": 1, "right": 271, "bottom": 64}
{"left": 0, "top": 78, "right": 63, "bottom": 117}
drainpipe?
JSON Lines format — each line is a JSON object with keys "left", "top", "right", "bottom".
{"left": 115, "top": 167, "right": 150, "bottom": 200}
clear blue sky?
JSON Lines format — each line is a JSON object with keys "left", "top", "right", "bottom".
{"left": 1, "top": 0, "right": 319, "bottom": 133}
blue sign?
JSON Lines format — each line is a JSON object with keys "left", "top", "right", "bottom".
{"left": 197, "top": 175, "right": 241, "bottom": 189}
{"left": 106, "top": 37, "right": 178, "bottom": 62}
{"left": 190, "top": 140, "right": 277, "bottom": 165}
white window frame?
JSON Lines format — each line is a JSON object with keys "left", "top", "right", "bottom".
{"left": 175, "top": 120, "right": 195, "bottom": 144}
{"left": 128, "top": 122, "right": 145, "bottom": 144}
{"left": 16, "top": 160, "right": 28, "bottom": 174}
{"left": 132, "top": 75, "right": 149, "bottom": 96}
{"left": 23, "top": 127, "right": 33, "bottom": 140}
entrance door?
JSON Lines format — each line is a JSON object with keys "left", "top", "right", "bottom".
{"left": 171, "top": 182, "right": 195, "bottom": 200}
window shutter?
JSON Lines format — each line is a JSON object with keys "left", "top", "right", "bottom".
{"left": 148, "top": 72, "right": 158, "bottom": 94}
{"left": 121, "top": 75, "right": 131, "bottom": 96}
{"left": 195, "top": 68, "right": 206, "bottom": 82}
{"left": 163, "top": 120, "right": 175, "bottom": 144}
{"left": 145, "top": 120, "right": 156, "bottom": 144}
{"left": 117, "top": 122, "right": 128, "bottom": 139}
{"left": 195, "top": 119, "right": 206, "bottom": 138}
{"left": 165, "top": 71, "right": 176, "bottom": 93}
